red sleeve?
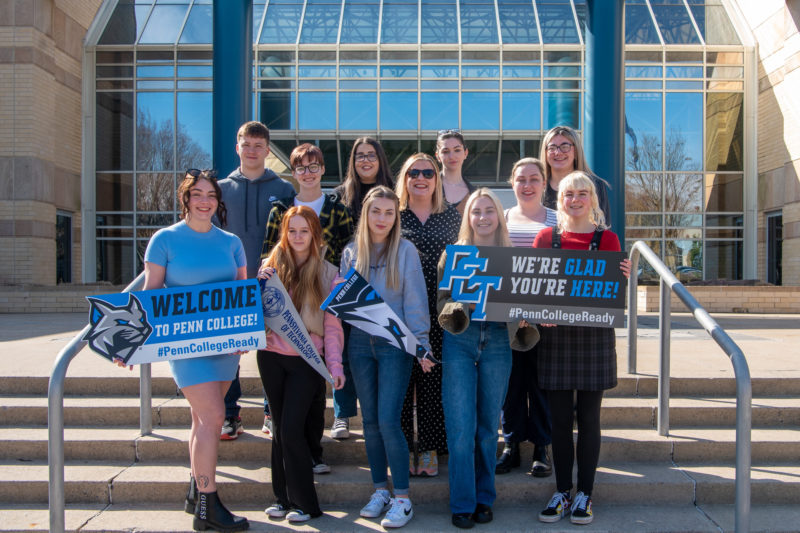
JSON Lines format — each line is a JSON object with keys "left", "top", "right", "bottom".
{"left": 533, "top": 227, "right": 553, "bottom": 249}
{"left": 599, "top": 230, "right": 621, "bottom": 252}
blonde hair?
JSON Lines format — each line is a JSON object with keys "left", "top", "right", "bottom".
{"left": 540, "top": 125, "right": 610, "bottom": 189}
{"left": 457, "top": 188, "right": 512, "bottom": 247}
{"left": 354, "top": 186, "right": 402, "bottom": 290}
{"left": 263, "top": 206, "right": 327, "bottom": 312}
{"left": 395, "top": 153, "right": 446, "bottom": 214}
{"left": 556, "top": 171, "right": 608, "bottom": 231}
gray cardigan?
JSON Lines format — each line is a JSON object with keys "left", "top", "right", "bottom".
{"left": 340, "top": 238, "right": 431, "bottom": 353}
{"left": 436, "top": 250, "right": 539, "bottom": 352}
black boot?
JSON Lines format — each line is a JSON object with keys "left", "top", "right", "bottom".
{"left": 193, "top": 491, "right": 249, "bottom": 532}
{"left": 184, "top": 475, "right": 197, "bottom": 514}
{"left": 530, "top": 444, "right": 552, "bottom": 478}
{"left": 495, "top": 442, "right": 520, "bottom": 474}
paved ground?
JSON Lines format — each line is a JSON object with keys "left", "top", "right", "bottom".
{"left": 3, "top": 311, "right": 797, "bottom": 382}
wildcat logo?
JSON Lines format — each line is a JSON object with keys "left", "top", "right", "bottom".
{"left": 438, "top": 245, "right": 501, "bottom": 321}
{"left": 83, "top": 295, "right": 153, "bottom": 363}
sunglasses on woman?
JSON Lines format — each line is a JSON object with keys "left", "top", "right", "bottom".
{"left": 407, "top": 168, "right": 435, "bottom": 180}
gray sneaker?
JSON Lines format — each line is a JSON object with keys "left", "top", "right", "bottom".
{"left": 330, "top": 417, "right": 350, "bottom": 439}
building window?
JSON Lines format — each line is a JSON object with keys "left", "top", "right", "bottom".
{"left": 766, "top": 212, "right": 782, "bottom": 286}
{"left": 56, "top": 211, "right": 72, "bottom": 284}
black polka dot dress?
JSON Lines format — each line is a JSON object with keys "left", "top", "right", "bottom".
{"left": 400, "top": 204, "right": 462, "bottom": 454}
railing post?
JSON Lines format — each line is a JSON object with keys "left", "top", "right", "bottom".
{"left": 49, "top": 273, "right": 146, "bottom": 533}
{"left": 658, "top": 277, "right": 671, "bottom": 436}
{"left": 627, "top": 245, "right": 640, "bottom": 374}
{"left": 48, "top": 325, "right": 90, "bottom": 533}
{"left": 139, "top": 363, "right": 152, "bottom": 435}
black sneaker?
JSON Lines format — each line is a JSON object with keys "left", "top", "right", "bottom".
{"left": 538, "top": 491, "right": 571, "bottom": 523}
{"left": 495, "top": 442, "right": 520, "bottom": 474}
{"left": 220, "top": 416, "right": 243, "bottom": 441}
{"left": 530, "top": 445, "right": 552, "bottom": 477}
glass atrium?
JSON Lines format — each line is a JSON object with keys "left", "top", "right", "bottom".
{"left": 87, "top": 0, "right": 750, "bottom": 284}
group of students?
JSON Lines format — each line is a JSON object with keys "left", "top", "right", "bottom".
{"left": 132, "top": 122, "right": 629, "bottom": 532}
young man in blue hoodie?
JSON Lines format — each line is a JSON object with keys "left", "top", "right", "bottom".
{"left": 216, "top": 121, "right": 295, "bottom": 440}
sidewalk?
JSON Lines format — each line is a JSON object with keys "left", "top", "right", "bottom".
{"left": 3, "top": 311, "right": 798, "bottom": 382}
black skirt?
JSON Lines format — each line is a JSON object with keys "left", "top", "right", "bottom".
{"left": 536, "top": 325, "right": 617, "bottom": 391}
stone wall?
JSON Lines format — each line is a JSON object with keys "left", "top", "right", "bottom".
{"left": 0, "top": 0, "right": 103, "bottom": 285}
{"left": 0, "top": 284, "right": 122, "bottom": 314}
{"left": 637, "top": 285, "right": 800, "bottom": 314}
{"left": 735, "top": 1, "right": 800, "bottom": 285}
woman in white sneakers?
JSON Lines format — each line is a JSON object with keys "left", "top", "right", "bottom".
{"left": 257, "top": 205, "right": 346, "bottom": 523}
{"left": 341, "top": 186, "right": 433, "bottom": 528}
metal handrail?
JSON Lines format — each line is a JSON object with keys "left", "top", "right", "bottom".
{"left": 48, "top": 273, "right": 149, "bottom": 533}
{"left": 626, "top": 240, "right": 751, "bottom": 533}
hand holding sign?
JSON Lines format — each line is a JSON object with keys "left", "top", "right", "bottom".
{"left": 439, "top": 245, "right": 627, "bottom": 328}
{"left": 321, "top": 267, "right": 438, "bottom": 365}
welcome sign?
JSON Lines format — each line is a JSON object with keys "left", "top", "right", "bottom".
{"left": 439, "top": 245, "right": 627, "bottom": 328}
{"left": 84, "top": 279, "right": 266, "bottom": 365}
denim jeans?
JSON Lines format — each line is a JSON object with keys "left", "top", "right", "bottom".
{"left": 332, "top": 324, "right": 358, "bottom": 418}
{"left": 349, "top": 328, "right": 414, "bottom": 492}
{"left": 442, "top": 321, "right": 512, "bottom": 514}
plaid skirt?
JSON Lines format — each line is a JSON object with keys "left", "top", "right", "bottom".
{"left": 536, "top": 325, "right": 617, "bottom": 391}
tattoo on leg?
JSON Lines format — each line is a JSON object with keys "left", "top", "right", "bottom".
{"left": 198, "top": 475, "right": 210, "bottom": 489}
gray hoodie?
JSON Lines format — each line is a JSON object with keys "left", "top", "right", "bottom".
{"left": 215, "top": 168, "right": 295, "bottom": 278}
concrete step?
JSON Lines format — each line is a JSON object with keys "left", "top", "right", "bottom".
{"left": 3, "top": 459, "right": 798, "bottom": 507}
{"left": 5, "top": 394, "right": 798, "bottom": 429}
{"left": 3, "top": 426, "right": 799, "bottom": 464}
{"left": 0, "top": 395, "right": 363, "bottom": 429}
{"left": 6, "top": 374, "right": 800, "bottom": 397}
{"left": 6, "top": 502, "right": 797, "bottom": 533}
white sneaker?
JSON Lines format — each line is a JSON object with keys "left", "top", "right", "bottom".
{"left": 330, "top": 417, "right": 350, "bottom": 439}
{"left": 264, "top": 502, "right": 288, "bottom": 518}
{"left": 286, "top": 509, "right": 311, "bottom": 523}
{"left": 380, "top": 497, "right": 413, "bottom": 528}
{"left": 360, "top": 489, "right": 392, "bottom": 518}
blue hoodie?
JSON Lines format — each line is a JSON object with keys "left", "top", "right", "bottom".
{"left": 215, "top": 168, "right": 295, "bottom": 278}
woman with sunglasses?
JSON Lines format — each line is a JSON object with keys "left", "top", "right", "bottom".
{"left": 137, "top": 169, "right": 249, "bottom": 531}
{"left": 329, "top": 137, "right": 395, "bottom": 440}
{"left": 395, "top": 153, "right": 461, "bottom": 477}
{"left": 261, "top": 143, "right": 353, "bottom": 475}
{"left": 436, "top": 129, "right": 475, "bottom": 215}
{"left": 540, "top": 126, "right": 610, "bottom": 222}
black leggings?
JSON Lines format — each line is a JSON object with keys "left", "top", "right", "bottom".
{"left": 547, "top": 389, "right": 604, "bottom": 496}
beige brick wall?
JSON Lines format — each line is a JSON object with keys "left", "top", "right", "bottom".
{"left": 638, "top": 285, "right": 800, "bottom": 313}
{"left": 735, "top": 0, "right": 800, "bottom": 285}
{"left": 0, "top": 284, "right": 122, "bottom": 314}
{"left": 1, "top": 0, "right": 103, "bottom": 286}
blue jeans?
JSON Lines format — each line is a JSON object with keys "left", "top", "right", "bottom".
{"left": 333, "top": 324, "right": 358, "bottom": 418}
{"left": 349, "top": 329, "right": 414, "bottom": 492}
{"left": 442, "top": 321, "right": 512, "bottom": 514}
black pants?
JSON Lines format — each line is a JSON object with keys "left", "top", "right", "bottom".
{"left": 257, "top": 350, "right": 323, "bottom": 515}
{"left": 501, "top": 346, "right": 551, "bottom": 446}
{"left": 547, "top": 389, "right": 604, "bottom": 496}
{"left": 305, "top": 378, "right": 325, "bottom": 460}
{"left": 223, "top": 367, "right": 241, "bottom": 418}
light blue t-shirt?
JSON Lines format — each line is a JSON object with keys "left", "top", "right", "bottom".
{"left": 144, "top": 220, "right": 246, "bottom": 287}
